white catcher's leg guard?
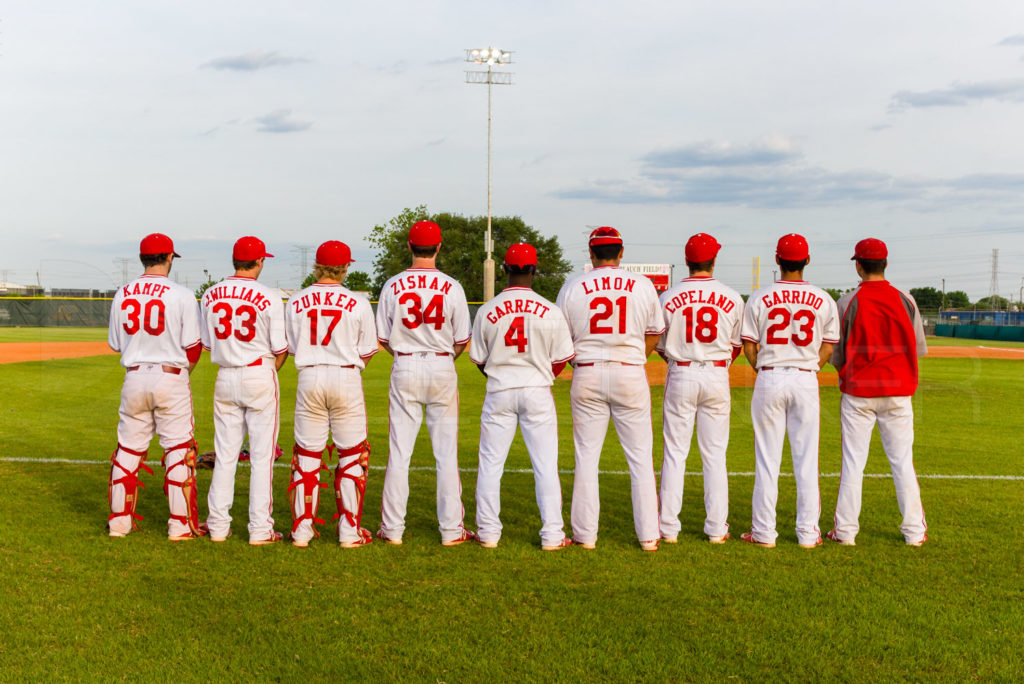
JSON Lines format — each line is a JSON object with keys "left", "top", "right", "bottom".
{"left": 108, "top": 444, "right": 153, "bottom": 536}
{"left": 162, "top": 439, "right": 206, "bottom": 540}
{"left": 287, "top": 444, "right": 328, "bottom": 545}
{"left": 334, "top": 440, "right": 372, "bottom": 546}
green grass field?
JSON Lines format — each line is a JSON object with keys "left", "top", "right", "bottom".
{"left": 1, "top": 329, "right": 1021, "bottom": 681}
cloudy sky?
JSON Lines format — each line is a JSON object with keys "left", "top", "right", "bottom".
{"left": 3, "top": 1, "right": 1024, "bottom": 300}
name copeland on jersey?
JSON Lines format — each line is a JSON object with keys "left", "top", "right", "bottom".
{"left": 659, "top": 278, "right": 743, "bottom": 363}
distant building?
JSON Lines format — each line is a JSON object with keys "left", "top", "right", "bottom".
{"left": 0, "top": 281, "right": 44, "bottom": 297}
{"left": 47, "top": 288, "right": 117, "bottom": 298}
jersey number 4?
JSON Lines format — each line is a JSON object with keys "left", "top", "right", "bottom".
{"left": 589, "top": 296, "right": 627, "bottom": 334}
{"left": 121, "top": 299, "right": 165, "bottom": 336}
{"left": 211, "top": 302, "right": 257, "bottom": 342}
{"left": 503, "top": 316, "right": 528, "bottom": 352}
{"left": 399, "top": 292, "right": 444, "bottom": 330}
{"left": 766, "top": 309, "right": 815, "bottom": 346}
{"left": 306, "top": 309, "right": 343, "bottom": 345}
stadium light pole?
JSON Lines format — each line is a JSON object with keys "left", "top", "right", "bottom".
{"left": 465, "top": 47, "right": 514, "bottom": 301}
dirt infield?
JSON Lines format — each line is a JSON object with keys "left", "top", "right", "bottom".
{"left": 925, "top": 345, "right": 1024, "bottom": 359}
{"left": 0, "top": 341, "right": 115, "bottom": 364}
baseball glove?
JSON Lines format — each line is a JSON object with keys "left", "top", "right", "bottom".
{"left": 196, "top": 451, "right": 217, "bottom": 470}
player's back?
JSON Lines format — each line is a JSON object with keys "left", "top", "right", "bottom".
{"left": 470, "top": 287, "right": 575, "bottom": 392}
{"left": 742, "top": 279, "right": 839, "bottom": 371}
{"left": 109, "top": 275, "right": 200, "bottom": 368}
{"left": 659, "top": 276, "right": 744, "bottom": 363}
{"left": 286, "top": 283, "right": 378, "bottom": 369}
{"left": 556, "top": 266, "right": 664, "bottom": 364}
{"left": 200, "top": 276, "right": 287, "bottom": 367}
{"left": 376, "top": 268, "right": 470, "bottom": 354}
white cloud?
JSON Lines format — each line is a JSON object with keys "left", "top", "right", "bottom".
{"left": 254, "top": 109, "right": 312, "bottom": 134}
{"left": 201, "top": 51, "right": 309, "bottom": 71}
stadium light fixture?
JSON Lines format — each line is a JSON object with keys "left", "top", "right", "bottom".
{"left": 465, "top": 47, "right": 514, "bottom": 302}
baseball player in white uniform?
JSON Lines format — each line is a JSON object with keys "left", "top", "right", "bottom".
{"left": 107, "top": 233, "right": 205, "bottom": 540}
{"left": 741, "top": 233, "right": 839, "bottom": 549}
{"left": 200, "top": 236, "right": 288, "bottom": 545}
{"left": 470, "top": 243, "right": 576, "bottom": 550}
{"left": 828, "top": 238, "right": 928, "bottom": 547}
{"left": 657, "top": 233, "right": 744, "bottom": 545}
{"left": 556, "top": 227, "right": 665, "bottom": 551}
{"left": 376, "top": 220, "right": 475, "bottom": 546}
{"left": 285, "top": 241, "right": 379, "bottom": 548}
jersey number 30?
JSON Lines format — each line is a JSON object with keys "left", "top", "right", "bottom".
{"left": 121, "top": 299, "right": 166, "bottom": 336}
{"left": 399, "top": 292, "right": 445, "bottom": 330}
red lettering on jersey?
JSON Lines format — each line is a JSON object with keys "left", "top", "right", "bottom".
{"left": 600, "top": 276, "right": 611, "bottom": 291}
{"left": 428, "top": 277, "right": 439, "bottom": 290}
{"left": 514, "top": 299, "right": 524, "bottom": 313}
{"left": 440, "top": 281, "right": 452, "bottom": 295}
{"left": 323, "top": 292, "right": 335, "bottom": 306}
{"left": 718, "top": 295, "right": 733, "bottom": 313}
{"left": 487, "top": 311, "right": 498, "bottom": 324}
{"left": 417, "top": 275, "right": 427, "bottom": 288}
{"left": 613, "top": 277, "right": 622, "bottom": 290}
{"left": 344, "top": 298, "right": 356, "bottom": 312}
{"left": 624, "top": 279, "right": 635, "bottom": 292}
{"left": 782, "top": 290, "right": 792, "bottom": 304}
{"left": 311, "top": 292, "right": 322, "bottom": 306}
{"left": 537, "top": 302, "right": 550, "bottom": 317}
{"left": 582, "top": 281, "right": 595, "bottom": 296}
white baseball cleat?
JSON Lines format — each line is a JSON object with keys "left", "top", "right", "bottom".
{"left": 340, "top": 528, "right": 374, "bottom": 549}
{"left": 639, "top": 539, "right": 659, "bottom": 552}
{"left": 441, "top": 528, "right": 477, "bottom": 547}
{"left": 375, "top": 529, "right": 402, "bottom": 546}
{"left": 906, "top": 534, "right": 928, "bottom": 547}
{"left": 799, "top": 536, "right": 823, "bottom": 549}
{"left": 740, "top": 531, "right": 775, "bottom": 548}
{"left": 476, "top": 538, "right": 499, "bottom": 549}
{"left": 572, "top": 538, "right": 596, "bottom": 550}
{"left": 708, "top": 533, "right": 730, "bottom": 544}
{"left": 541, "top": 537, "right": 573, "bottom": 551}
{"left": 249, "top": 531, "right": 283, "bottom": 546}
{"left": 827, "top": 530, "right": 855, "bottom": 546}
{"left": 660, "top": 536, "right": 679, "bottom": 544}
{"left": 291, "top": 537, "right": 310, "bottom": 549}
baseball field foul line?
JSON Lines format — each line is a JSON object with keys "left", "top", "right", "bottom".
{"left": 2, "top": 457, "right": 1022, "bottom": 480}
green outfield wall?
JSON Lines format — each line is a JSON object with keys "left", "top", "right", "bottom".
{"left": 933, "top": 323, "right": 1024, "bottom": 342}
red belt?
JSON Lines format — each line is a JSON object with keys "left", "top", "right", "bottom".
{"left": 127, "top": 365, "right": 182, "bottom": 375}
{"left": 396, "top": 352, "right": 451, "bottom": 357}
{"left": 248, "top": 358, "right": 264, "bottom": 367}
{"left": 574, "top": 361, "right": 640, "bottom": 367}
{"left": 761, "top": 366, "right": 813, "bottom": 373}
{"left": 676, "top": 360, "right": 728, "bottom": 368}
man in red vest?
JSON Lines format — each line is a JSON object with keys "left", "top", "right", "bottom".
{"left": 828, "top": 238, "right": 928, "bottom": 547}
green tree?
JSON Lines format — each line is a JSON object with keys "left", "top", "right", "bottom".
{"left": 974, "top": 295, "right": 1009, "bottom": 310}
{"left": 301, "top": 272, "right": 317, "bottom": 289}
{"left": 366, "top": 206, "right": 572, "bottom": 302}
{"left": 945, "top": 290, "right": 970, "bottom": 308}
{"left": 345, "top": 270, "right": 372, "bottom": 292}
{"left": 909, "top": 287, "right": 943, "bottom": 310}
{"left": 823, "top": 287, "right": 853, "bottom": 301}
{"left": 194, "top": 278, "right": 217, "bottom": 299}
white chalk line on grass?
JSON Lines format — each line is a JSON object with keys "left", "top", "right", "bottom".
{"left": 2, "top": 457, "right": 1022, "bottom": 481}
{"left": 978, "top": 346, "right": 1024, "bottom": 353}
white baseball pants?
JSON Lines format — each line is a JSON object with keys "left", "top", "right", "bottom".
{"left": 206, "top": 364, "right": 280, "bottom": 541}
{"left": 569, "top": 364, "right": 660, "bottom": 545}
{"left": 832, "top": 393, "right": 927, "bottom": 544}
{"left": 110, "top": 364, "right": 195, "bottom": 537}
{"left": 291, "top": 366, "right": 369, "bottom": 545}
{"left": 659, "top": 362, "right": 731, "bottom": 540}
{"left": 750, "top": 367, "right": 821, "bottom": 546}
{"left": 380, "top": 353, "right": 467, "bottom": 543}
{"left": 475, "top": 386, "right": 565, "bottom": 547}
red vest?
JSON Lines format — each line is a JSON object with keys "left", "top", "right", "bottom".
{"left": 837, "top": 281, "right": 919, "bottom": 397}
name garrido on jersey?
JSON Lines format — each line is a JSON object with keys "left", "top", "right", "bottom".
{"left": 203, "top": 283, "right": 273, "bottom": 311}
{"left": 290, "top": 290, "right": 359, "bottom": 315}
{"left": 664, "top": 290, "right": 738, "bottom": 314}
{"left": 760, "top": 288, "right": 826, "bottom": 310}
{"left": 580, "top": 273, "right": 637, "bottom": 295}
{"left": 485, "top": 298, "right": 552, "bottom": 324}
{"left": 389, "top": 273, "right": 453, "bottom": 295}
{"left": 121, "top": 281, "right": 172, "bottom": 299}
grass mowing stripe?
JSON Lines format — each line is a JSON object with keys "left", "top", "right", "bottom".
{"left": 3, "top": 457, "right": 1022, "bottom": 481}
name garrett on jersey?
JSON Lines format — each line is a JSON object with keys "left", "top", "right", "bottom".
{"left": 485, "top": 298, "right": 552, "bottom": 324}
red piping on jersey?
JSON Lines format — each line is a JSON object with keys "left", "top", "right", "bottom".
{"left": 455, "top": 337, "right": 471, "bottom": 345}
{"left": 226, "top": 275, "right": 257, "bottom": 281}
{"left": 403, "top": 268, "right": 439, "bottom": 272}
{"left": 501, "top": 287, "right": 533, "bottom": 292}
{"left": 681, "top": 277, "right": 713, "bottom": 282}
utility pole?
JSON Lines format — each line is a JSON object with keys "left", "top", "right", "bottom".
{"left": 113, "top": 258, "right": 133, "bottom": 286}
{"left": 465, "top": 47, "right": 514, "bottom": 302}
{"left": 988, "top": 248, "right": 999, "bottom": 310}
{"left": 751, "top": 257, "right": 760, "bottom": 293}
{"left": 292, "top": 245, "right": 313, "bottom": 286}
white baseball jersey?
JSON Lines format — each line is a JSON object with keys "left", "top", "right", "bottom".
{"left": 108, "top": 275, "right": 202, "bottom": 367}
{"left": 286, "top": 284, "right": 378, "bottom": 369}
{"left": 469, "top": 287, "right": 575, "bottom": 392}
{"left": 556, "top": 266, "right": 665, "bottom": 365}
{"left": 741, "top": 280, "right": 840, "bottom": 370}
{"left": 658, "top": 276, "right": 744, "bottom": 362}
{"left": 200, "top": 276, "right": 287, "bottom": 367}
{"left": 376, "top": 269, "right": 471, "bottom": 354}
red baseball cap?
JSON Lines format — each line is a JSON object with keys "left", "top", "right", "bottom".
{"left": 139, "top": 233, "right": 181, "bottom": 258}
{"left": 233, "top": 236, "right": 274, "bottom": 261}
{"left": 776, "top": 233, "right": 809, "bottom": 261}
{"left": 589, "top": 226, "right": 623, "bottom": 247}
{"left": 504, "top": 243, "right": 538, "bottom": 267}
{"left": 852, "top": 238, "right": 888, "bottom": 260}
{"left": 408, "top": 220, "right": 442, "bottom": 247}
{"left": 315, "top": 240, "right": 353, "bottom": 267}
{"left": 684, "top": 233, "right": 721, "bottom": 262}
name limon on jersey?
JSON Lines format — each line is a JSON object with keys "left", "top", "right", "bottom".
{"left": 556, "top": 267, "right": 665, "bottom": 365}
{"left": 286, "top": 284, "right": 378, "bottom": 369}
{"left": 658, "top": 277, "right": 743, "bottom": 363}
{"left": 109, "top": 275, "right": 202, "bottom": 368}
{"left": 741, "top": 280, "right": 839, "bottom": 371}
{"left": 470, "top": 288, "right": 575, "bottom": 392}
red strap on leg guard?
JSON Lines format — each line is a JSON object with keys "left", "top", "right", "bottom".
{"left": 287, "top": 444, "right": 328, "bottom": 535}
{"left": 163, "top": 439, "right": 205, "bottom": 537}
{"left": 108, "top": 444, "right": 153, "bottom": 530}
{"left": 333, "top": 440, "right": 371, "bottom": 531}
